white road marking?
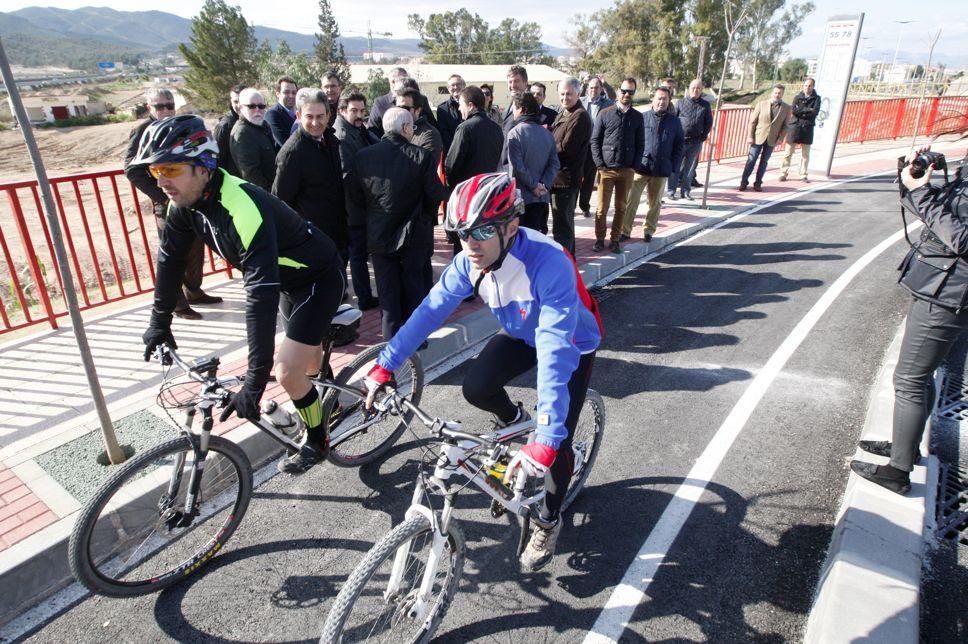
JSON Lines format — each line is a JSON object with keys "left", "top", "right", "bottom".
{"left": 583, "top": 223, "right": 920, "bottom": 642}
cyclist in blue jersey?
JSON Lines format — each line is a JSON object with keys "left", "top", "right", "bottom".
{"left": 364, "top": 172, "right": 603, "bottom": 571}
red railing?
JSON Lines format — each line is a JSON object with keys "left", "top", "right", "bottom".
{"left": 0, "top": 170, "right": 231, "bottom": 335}
{"left": 1, "top": 95, "right": 967, "bottom": 336}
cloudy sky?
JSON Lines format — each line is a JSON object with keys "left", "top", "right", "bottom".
{"left": 0, "top": 1, "right": 963, "bottom": 65}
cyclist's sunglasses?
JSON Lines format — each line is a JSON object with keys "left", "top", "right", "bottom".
{"left": 148, "top": 163, "right": 192, "bottom": 179}
{"left": 455, "top": 224, "right": 499, "bottom": 242}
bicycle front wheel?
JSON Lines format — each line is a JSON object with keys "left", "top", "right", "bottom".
{"left": 322, "top": 342, "right": 424, "bottom": 467}
{"left": 561, "top": 388, "right": 606, "bottom": 512}
{"left": 68, "top": 434, "right": 253, "bottom": 597}
{"left": 321, "top": 514, "right": 464, "bottom": 644}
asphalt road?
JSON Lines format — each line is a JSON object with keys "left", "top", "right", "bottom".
{"left": 21, "top": 174, "right": 914, "bottom": 642}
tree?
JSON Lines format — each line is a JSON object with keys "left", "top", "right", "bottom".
{"left": 734, "top": 0, "right": 814, "bottom": 89}
{"left": 179, "top": 0, "right": 258, "bottom": 112}
{"left": 314, "top": 0, "right": 349, "bottom": 85}
{"left": 408, "top": 10, "right": 548, "bottom": 65}
{"left": 780, "top": 57, "right": 808, "bottom": 82}
{"left": 254, "top": 39, "right": 317, "bottom": 89}
{"left": 364, "top": 68, "right": 390, "bottom": 107}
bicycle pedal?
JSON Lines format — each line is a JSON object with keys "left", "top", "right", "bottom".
{"left": 489, "top": 499, "right": 506, "bottom": 518}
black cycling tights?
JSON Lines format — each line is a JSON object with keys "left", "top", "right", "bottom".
{"left": 462, "top": 333, "right": 595, "bottom": 523}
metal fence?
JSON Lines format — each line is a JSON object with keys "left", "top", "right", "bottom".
{"left": 1, "top": 95, "right": 967, "bottom": 336}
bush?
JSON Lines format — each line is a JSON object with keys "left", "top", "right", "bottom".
{"left": 49, "top": 113, "right": 132, "bottom": 128}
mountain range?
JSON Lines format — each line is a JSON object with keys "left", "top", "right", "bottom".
{"left": 0, "top": 6, "right": 425, "bottom": 70}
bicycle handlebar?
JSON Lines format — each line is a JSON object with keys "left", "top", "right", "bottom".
{"left": 155, "top": 344, "right": 240, "bottom": 407}
{"left": 378, "top": 387, "right": 495, "bottom": 447}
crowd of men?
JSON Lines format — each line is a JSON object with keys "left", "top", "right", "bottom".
{"left": 124, "top": 67, "right": 819, "bottom": 334}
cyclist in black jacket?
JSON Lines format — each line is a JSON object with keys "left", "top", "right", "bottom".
{"left": 132, "top": 115, "right": 344, "bottom": 473}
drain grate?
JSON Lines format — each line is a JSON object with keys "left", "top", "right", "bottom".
{"left": 589, "top": 286, "right": 618, "bottom": 303}
{"left": 935, "top": 368, "right": 968, "bottom": 422}
{"left": 935, "top": 463, "right": 968, "bottom": 545}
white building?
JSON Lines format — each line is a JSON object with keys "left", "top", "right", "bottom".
{"left": 349, "top": 64, "right": 569, "bottom": 111}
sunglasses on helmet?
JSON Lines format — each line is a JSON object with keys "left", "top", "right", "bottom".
{"left": 148, "top": 163, "right": 192, "bottom": 179}
{"left": 455, "top": 223, "right": 500, "bottom": 242}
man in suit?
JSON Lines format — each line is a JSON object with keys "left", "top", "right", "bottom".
{"left": 529, "top": 82, "right": 558, "bottom": 128}
{"left": 265, "top": 77, "right": 298, "bottom": 149}
{"left": 739, "top": 83, "right": 791, "bottom": 192}
{"left": 578, "top": 76, "right": 615, "bottom": 218}
{"left": 436, "top": 74, "right": 465, "bottom": 154}
{"left": 367, "top": 67, "right": 438, "bottom": 138}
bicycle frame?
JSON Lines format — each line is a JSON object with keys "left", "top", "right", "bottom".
{"left": 376, "top": 391, "right": 543, "bottom": 620}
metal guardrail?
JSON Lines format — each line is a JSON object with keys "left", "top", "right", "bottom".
{"left": 1, "top": 96, "right": 966, "bottom": 336}
{"left": 0, "top": 170, "right": 231, "bottom": 335}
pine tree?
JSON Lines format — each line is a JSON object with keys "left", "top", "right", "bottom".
{"left": 179, "top": 0, "right": 257, "bottom": 112}
{"left": 314, "top": 0, "right": 349, "bottom": 85}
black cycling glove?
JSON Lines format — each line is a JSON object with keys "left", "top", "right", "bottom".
{"left": 143, "top": 313, "right": 176, "bottom": 361}
{"left": 219, "top": 386, "right": 262, "bottom": 422}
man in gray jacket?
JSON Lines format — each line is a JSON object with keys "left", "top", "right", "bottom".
{"left": 506, "top": 92, "right": 559, "bottom": 234}
{"left": 668, "top": 79, "right": 713, "bottom": 200}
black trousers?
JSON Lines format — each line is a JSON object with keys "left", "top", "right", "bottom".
{"left": 891, "top": 297, "right": 968, "bottom": 471}
{"left": 347, "top": 225, "right": 374, "bottom": 301}
{"left": 521, "top": 202, "right": 550, "bottom": 235}
{"left": 578, "top": 147, "right": 597, "bottom": 213}
{"left": 462, "top": 333, "right": 595, "bottom": 522}
{"left": 371, "top": 241, "right": 432, "bottom": 340}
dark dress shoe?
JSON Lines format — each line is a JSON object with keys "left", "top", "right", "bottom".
{"left": 593, "top": 240, "right": 605, "bottom": 252}
{"left": 609, "top": 241, "right": 621, "bottom": 254}
{"left": 358, "top": 296, "right": 380, "bottom": 311}
{"left": 858, "top": 440, "right": 922, "bottom": 464}
{"left": 850, "top": 461, "right": 911, "bottom": 495}
{"left": 643, "top": 233, "right": 653, "bottom": 243}
{"left": 752, "top": 184, "right": 763, "bottom": 192}
{"left": 738, "top": 184, "right": 747, "bottom": 192}
{"left": 619, "top": 234, "right": 631, "bottom": 242}
{"left": 691, "top": 178, "right": 702, "bottom": 188}
{"left": 174, "top": 307, "right": 203, "bottom": 320}
{"left": 186, "top": 291, "right": 223, "bottom": 305}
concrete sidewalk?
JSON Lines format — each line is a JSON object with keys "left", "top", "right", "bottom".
{"left": 0, "top": 135, "right": 963, "bottom": 632}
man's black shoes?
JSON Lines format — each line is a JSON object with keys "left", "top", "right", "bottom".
{"left": 850, "top": 461, "right": 911, "bottom": 495}
{"left": 358, "top": 296, "right": 380, "bottom": 311}
{"left": 858, "top": 440, "right": 922, "bottom": 464}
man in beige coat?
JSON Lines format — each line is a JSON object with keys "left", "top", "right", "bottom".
{"left": 739, "top": 84, "right": 791, "bottom": 192}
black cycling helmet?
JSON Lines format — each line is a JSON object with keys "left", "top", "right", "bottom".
{"left": 131, "top": 114, "right": 219, "bottom": 170}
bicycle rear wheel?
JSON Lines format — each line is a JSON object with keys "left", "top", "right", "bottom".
{"left": 321, "top": 514, "right": 464, "bottom": 643}
{"left": 322, "top": 343, "right": 424, "bottom": 467}
{"left": 68, "top": 434, "right": 253, "bottom": 597}
{"left": 561, "top": 389, "right": 606, "bottom": 512}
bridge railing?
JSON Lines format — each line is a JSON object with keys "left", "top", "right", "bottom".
{"left": 1, "top": 95, "right": 966, "bottom": 336}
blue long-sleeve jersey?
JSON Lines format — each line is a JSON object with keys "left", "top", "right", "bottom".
{"left": 377, "top": 227, "right": 602, "bottom": 448}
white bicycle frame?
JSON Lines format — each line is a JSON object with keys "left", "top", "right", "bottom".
{"left": 376, "top": 397, "right": 543, "bottom": 624}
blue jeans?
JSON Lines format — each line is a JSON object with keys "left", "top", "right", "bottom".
{"left": 741, "top": 143, "right": 774, "bottom": 187}
{"left": 668, "top": 140, "right": 703, "bottom": 195}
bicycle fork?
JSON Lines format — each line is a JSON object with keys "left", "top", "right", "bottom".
{"left": 168, "top": 403, "right": 216, "bottom": 529}
{"left": 385, "top": 468, "right": 455, "bottom": 623}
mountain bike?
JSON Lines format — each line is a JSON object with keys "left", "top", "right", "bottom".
{"left": 67, "top": 305, "right": 423, "bottom": 598}
{"left": 320, "top": 384, "right": 606, "bottom": 643}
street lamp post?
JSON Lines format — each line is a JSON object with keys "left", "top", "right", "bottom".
{"left": 887, "top": 20, "right": 916, "bottom": 85}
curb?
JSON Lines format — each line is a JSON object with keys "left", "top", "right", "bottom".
{"left": 803, "top": 322, "right": 936, "bottom": 643}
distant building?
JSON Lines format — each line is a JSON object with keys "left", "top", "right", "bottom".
{"left": 22, "top": 96, "right": 107, "bottom": 123}
{"left": 349, "top": 64, "right": 569, "bottom": 112}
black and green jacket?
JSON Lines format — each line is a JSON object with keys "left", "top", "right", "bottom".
{"left": 152, "top": 169, "right": 340, "bottom": 395}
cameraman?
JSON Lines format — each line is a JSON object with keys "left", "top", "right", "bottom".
{"left": 851, "top": 147, "right": 966, "bottom": 495}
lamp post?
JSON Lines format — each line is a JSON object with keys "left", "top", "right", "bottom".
{"left": 887, "top": 20, "right": 916, "bottom": 85}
